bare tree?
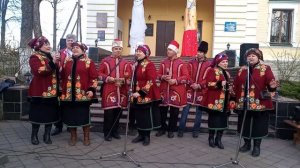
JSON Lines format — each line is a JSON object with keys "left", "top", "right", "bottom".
{"left": 0, "top": 0, "right": 21, "bottom": 48}
{"left": 269, "top": 44, "right": 300, "bottom": 81}
{"left": 20, "top": 0, "right": 33, "bottom": 48}
{"left": 33, "top": 0, "right": 42, "bottom": 37}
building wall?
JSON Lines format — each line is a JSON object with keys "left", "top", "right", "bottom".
{"left": 86, "top": 0, "right": 117, "bottom": 51}
{"left": 117, "top": 0, "right": 214, "bottom": 57}
{"left": 213, "top": 0, "right": 259, "bottom": 57}
{"left": 257, "top": 0, "right": 300, "bottom": 60}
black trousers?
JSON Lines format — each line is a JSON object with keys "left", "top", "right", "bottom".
{"left": 103, "top": 108, "right": 122, "bottom": 136}
{"left": 160, "top": 106, "right": 179, "bottom": 132}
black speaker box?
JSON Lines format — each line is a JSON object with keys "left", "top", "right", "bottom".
{"left": 225, "top": 50, "right": 236, "bottom": 67}
{"left": 239, "top": 43, "right": 259, "bottom": 66}
{"left": 88, "top": 47, "right": 100, "bottom": 62}
{"left": 59, "top": 38, "right": 66, "bottom": 50}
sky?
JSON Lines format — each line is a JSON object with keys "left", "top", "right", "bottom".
{"left": 6, "top": 0, "right": 87, "bottom": 48}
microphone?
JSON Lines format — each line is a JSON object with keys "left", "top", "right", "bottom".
{"left": 246, "top": 61, "right": 250, "bottom": 66}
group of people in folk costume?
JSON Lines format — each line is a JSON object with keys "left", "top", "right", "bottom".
{"left": 27, "top": 35, "right": 279, "bottom": 157}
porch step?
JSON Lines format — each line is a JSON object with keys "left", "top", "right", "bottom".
{"left": 90, "top": 102, "right": 239, "bottom": 133}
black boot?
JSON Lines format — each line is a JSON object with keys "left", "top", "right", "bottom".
{"left": 239, "top": 138, "right": 251, "bottom": 152}
{"left": 215, "top": 131, "right": 224, "bottom": 149}
{"left": 31, "top": 124, "right": 40, "bottom": 145}
{"left": 252, "top": 139, "right": 261, "bottom": 157}
{"left": 177, "top": 130, "right": 184, "bottom": 137}
{"left": 43, "top": 124, "right": 52, "bottom": 144}
{"left": 208, "top": 130, "right": 215, "bottom": 148}
{"left": 143, "top": 136, "right": 150, "bottom": 146}
{"left": 167, "top": 132, "right": 174, "bottom": 138}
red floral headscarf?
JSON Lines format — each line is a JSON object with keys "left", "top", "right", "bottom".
{"left": 28, "top": 36, "right": 50, "bottom": 51}
{"left": 211, "top": 53, "right": 228, "bottom": 68}
{"left": 71, "top": 41, "right": 88, "bottom": 52}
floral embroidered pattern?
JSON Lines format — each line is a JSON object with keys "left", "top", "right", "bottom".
{"left": 42, "top": 73, "right": 57, "bottom": 98}
{"left": 141, "top": 60, "right": 149, "bottom": 73}
{"left": 35, "top": 53, "right": 48, "bottom": 73}
{"left": 60, "top": 75, "right": 89, "bottom": 101}
{"left": 214, "top": 68, "right": 223, "bottom": 80}
{"left": 255, "top": 64, "right": 266, "bottom": 76}
{"left": 207, "top": 92, "right": 225, "bottom": 111}
{"left": 142, "top": 80, "right": 153, "bottom": 92}
{"left": 237, "top": 84, "right": 266, "bottom": 110}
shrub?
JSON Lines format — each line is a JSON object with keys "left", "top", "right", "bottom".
{"left": 279, "top": 80, "right": 300, "bottom": 100}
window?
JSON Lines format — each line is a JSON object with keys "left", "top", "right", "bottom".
{"left": 270, "top": 9, "right": 293, "bottom": 45}
{"left": 197, "top": 20, "right": 203, "bottom": 43}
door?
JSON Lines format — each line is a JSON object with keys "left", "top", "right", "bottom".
{"left": 155, "top": 21, "right": 175, "bottom": 56}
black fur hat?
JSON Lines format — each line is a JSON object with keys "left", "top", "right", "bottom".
{"left": 198, "top": 41, "right": 208, "bottom": 53}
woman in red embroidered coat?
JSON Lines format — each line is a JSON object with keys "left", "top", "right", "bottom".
{"left": 130, "top": 45, "right": 161, "bottom": 146}
{"left": 28, "top": 36, "right": 59, "bottom": 145}
{"left": 60, "top": 42, "right": 98, "bottom": 146}
{"left": 98, "top": 39, "right": 132, "bottom": 141}
{"left": 204, "top": 53, "right": 235, "bottom": 149}
{"left": 156, "top": 40, "right": 189, "bottom": 138}
{"left": 234, "top": 48, "right": 279, "bottom": 157}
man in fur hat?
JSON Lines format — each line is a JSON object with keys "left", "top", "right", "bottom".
{"left": 178, "top": 41, "right": 212, "bottom": 138}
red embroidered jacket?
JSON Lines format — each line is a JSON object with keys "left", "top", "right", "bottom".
{"left": 98, "top": 56, "right": 132, "bottom": 110}
{"left": 203, "top": 67, "right": 235, "bottom": 113}
{"left": 186, "top": 58, "right": 211, "bottom": 106}
{"left": 131, "top": 58, "right": 160, "bottom": 104}
{"left": 28, "top": 52, "right": 58, "bottom": 100}
{"left": 233, "top": 62, "right": 276, "bottom": 111}
{"left": 158, "top": 58, "right": 189, "bottom": 108}
{"left": 60, "top": 54, "right": 98, "bottom": 103}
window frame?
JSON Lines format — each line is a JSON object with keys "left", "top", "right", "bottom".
{"left": 270, "top": 9, "right": 293, "bottom": 46}
{"left": 268, "top": 2, "right": 298, "bottom": 47}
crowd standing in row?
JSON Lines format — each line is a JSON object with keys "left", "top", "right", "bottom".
{"left": 27, "top": 35, "right": 279, "bottom": 157}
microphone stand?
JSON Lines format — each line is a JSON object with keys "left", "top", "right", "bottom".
{"left": 212, "top": 62, "right": 250, "bottom": 168}
{"left": 99, "top": 61, "right": 140, "bottom": 167}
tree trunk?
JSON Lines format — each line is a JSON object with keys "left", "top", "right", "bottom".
{"left": 33, "top": 0, "right": 42, "bottom": 37}
{"left": 53, "top": 0, "right": 57, "bottom": 51}
{"left": 1, "top": 0, "right": 9, "bottom": 49}
{"left": 20, "top": 0, "right": 33, "bottom": 48}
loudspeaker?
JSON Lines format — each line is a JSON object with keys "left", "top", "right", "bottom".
{"left": 225, "top": 50, "right": 236, "bottom": 67}
{"left": 239, "top": 43, "right": 259, "bottom": 66}
{"left": 88, "top": 47, "right": 100, "bottom": 62}
{"left": 59, "top": 38, "right": 66, "bottom": 50}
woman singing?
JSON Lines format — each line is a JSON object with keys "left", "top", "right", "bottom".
{"left": 28, "top": 36, "right": 59, "bottom": 145}
{"left": 203, "top": 53, "right": 235, "bottom": 149}
{"left": 60, "top": 42, "right": 98, "bottom": 146}
{"left": 131, "top": 44, "right": 161, "bottom": 146}
{"left": 234, "top": 48, "right": 279, "bottom": 157}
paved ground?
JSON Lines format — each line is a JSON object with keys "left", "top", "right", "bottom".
{"left": 0, "top": 120, "right": 300, "bottom": 168}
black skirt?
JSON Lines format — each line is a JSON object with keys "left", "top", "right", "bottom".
{"left": 207, "top": 111, "right": 228, "bottom": 130}
{"left": 61, "top": 101, "right": 91, "bottom": 127}
{"left": 237, "top": 110, "right": 269, "bottom": 139}
{"left": 29, "top": 97, "right": 59, "bottom": 124}
{"left": 132, "top": 101, "right": 161, "bottom": 130}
